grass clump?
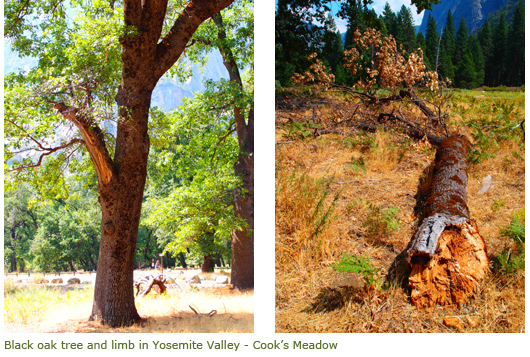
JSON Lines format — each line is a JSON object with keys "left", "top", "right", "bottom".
{"left": 276, "top": 171, "right": 340, "bottom": 257}
{"left": 345, "top": 156, "right": 366, "bottom": 173}
{"left": 282, "top": 121, "right": 322, "bottom": 141}
{"left": 363, "top": 203, "right": 399, "bottom": 238}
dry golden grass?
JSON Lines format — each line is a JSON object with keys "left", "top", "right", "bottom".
{"left": 4, "top": 283, "right": 253, "bottom": 333}
{"left": 275, "top": 91, "right": 525, "bottom": 333}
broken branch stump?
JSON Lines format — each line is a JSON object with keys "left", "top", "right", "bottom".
{"left": 407, "top": 135, "right": 489, "bottom": 308}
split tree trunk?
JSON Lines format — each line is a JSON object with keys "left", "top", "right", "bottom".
{"left": 407, "top": 135, "right": 489, "bottom": 308}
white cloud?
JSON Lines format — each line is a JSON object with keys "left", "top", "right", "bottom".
{"left": 335, "top": 17, "right": 348, "bottom": 33}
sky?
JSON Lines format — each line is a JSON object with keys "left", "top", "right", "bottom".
{"left": 327, "top": 0, "right": 424, "bottom": 33}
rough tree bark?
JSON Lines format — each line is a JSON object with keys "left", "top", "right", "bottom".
{"left": 54, "top": 0, "right": 234, "bottom": 327}
{"left": 407, "top": 135, "right": 489, "bottom": 308}
{"left": 213, "top": 13, "right": 254, "bottom": 290}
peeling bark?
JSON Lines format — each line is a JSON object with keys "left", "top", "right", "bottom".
{"left": 407, "top": 135, "right": 489, "bottom": 308}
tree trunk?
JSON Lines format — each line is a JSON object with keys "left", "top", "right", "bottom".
{"left": 214, "top": 13, "right": 254, "bottom": 290}
{"left": 230, "top": 150, "right": 254, "bottom": 289}
{"left": 89, "top": 86, "right": 152, "bottom": 326}
{"left": 10, "top": 255, "right": 17, "bottom": 273}
{"left": 407, "top": 135, "right": 489, "bottom": 309}
{"left": 56, "top": 0, "right": 235, "bottom": 327}
{"left": 177, "top": 252, "right": 188, "bottom": 268}
{"left": 201, "top": 255, "right": 215, "bottom": 273}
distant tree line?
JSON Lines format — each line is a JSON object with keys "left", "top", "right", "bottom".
{"left": 422, "top": 0, "right": 524, "bottom": 88}
{"left": 276, "top": 0, "right": 525, "bottom": 89}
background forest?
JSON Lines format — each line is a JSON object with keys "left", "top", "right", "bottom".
{"left": 276, "top": 0, "right": 525, "bottom": 89}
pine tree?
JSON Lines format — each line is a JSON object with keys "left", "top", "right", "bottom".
{"left": 275, "top": 0, "right": 337, "bottom": 85}
{"left": 491, "top": 14, "right": 508, "bottom": 86}
{"left": 454, "top": 17, "right": 468, "bottom": 65}
{"left": 416, "top": 31, "right": 428, "bottom": 64}
{"left": 468, "top": 36, "right": 485, "bottom": 87}
{"left": 455, "top": 53, "right": 477, "bottom": 89}
{"left": 382, "top": 2, "right": 397, "bottom": 38}
{"left": 439, "top": 10, "right": 456, "bottom": 81}
{"left": 478, "top": 19, "right": 494, "bottom": 86}
{"left": 424, "top": 14, "right": 439, "bottom": 70}
{"left": 339, "top": 0, "right": 370, "bottom": 48}
{"left": 507, "top": 0, "right": 524, "bottom": 86}
{"left": 321, "top": 14, "right": 346, "bottom": 84}
{"left": 397, "top": 5, "right": 416, "bottom": 53}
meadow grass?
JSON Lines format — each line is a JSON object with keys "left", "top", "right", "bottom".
{"left": 4, "top": 281, "right": 253, "bottom": 333}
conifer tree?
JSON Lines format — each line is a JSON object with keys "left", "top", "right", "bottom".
{"left": 339, "top": 0, "right": 372, "bottom": 48}
{"left": 439, "top": 10, "right": 456, "bottom": 81}
{"left": 397, "top": 5, "right": 416, "bottom": 53}
{"left": 322, "top": 14, "right": 346, "bottom": 84}
{"left": 478, "top": 19, "right": 494, "bottom": 86}
{"left": 424, "top": 14, "right": 439, "bottom": 69}
{"left": 454, "top": 17, "right": 468, "bottom": 65}
{"left": 382, "top": 2, "right": 397, "bottom": 38}
{"left": 468, "top": 36, "right": 485, "bottom": 87}
{"left": 491, "top": 14, "right": 508, "bottom": 86}
{"left": 416, "top": 31, "right": 427, "bottom": 60}
{"left": 455, "top": 53, "right": 477, "bottom": 89}
{"left": 507, "top": 0, "right": 524, "bottom": 86}
{"left": 275, "top": 0, "right": 335, "bottom": 85}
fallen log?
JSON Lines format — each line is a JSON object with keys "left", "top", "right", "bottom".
{"left": 407, "top": 135, "right": 489, "bottom": 308}
{"left": 135, "top": 274, "right": 167, "bottom": 298}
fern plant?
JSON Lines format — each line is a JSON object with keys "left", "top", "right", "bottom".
{"left": 331, "top": 254, "right": 380, "bottom": 288}
{"left": 496, "top": 209, "right": 525, "bottom": 273}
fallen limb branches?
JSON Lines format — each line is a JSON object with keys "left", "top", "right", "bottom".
{"left": 189, "top": 305, "right": 217, "bottom": 317}
{"left": 135, "top": 274, "right": 167, "bottom": 297}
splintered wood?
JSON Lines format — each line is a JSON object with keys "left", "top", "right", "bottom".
{"left": 407, "top": 135, "right": 489, "bottom": 309}
{"left": 409, "top": 220, "right": 489, "bottom": 308}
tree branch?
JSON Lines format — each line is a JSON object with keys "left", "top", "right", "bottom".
{"left": 7, "top": 139, "right": 84, "bottom": 172}
{"left": 210, "top": 125, "right": 236, "bottom": 170}
{"left": 212, "top": 11, "right": 253, "bottom": 153}
{"left": 153, "top": 0, "right": 234, "bottom": 80}
{"left": 53, "top": 103, "right": 115, "bottom": 186}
